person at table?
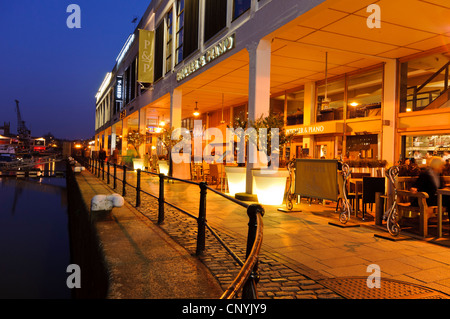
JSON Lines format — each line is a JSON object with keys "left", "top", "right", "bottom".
{"left": 410, "top": 157, "right": 450, "bottom": 210}
{"left": 398, "top": 158, "right": 420, "bottom": 176}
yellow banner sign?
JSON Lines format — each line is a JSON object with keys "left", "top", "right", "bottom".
{"left": 138, "top": 29, "right": 154, "bottom": 83}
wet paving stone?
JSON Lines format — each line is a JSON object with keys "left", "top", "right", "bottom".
{"left": 106, "top": 179, "right": 342, "bottom": 299}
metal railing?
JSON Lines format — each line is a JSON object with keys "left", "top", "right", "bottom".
{"left": 77, "top": 157, "right": 264, "bottom": 299}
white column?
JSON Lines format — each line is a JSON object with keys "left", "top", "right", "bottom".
{"left": 121, "top": 118, "right": 128, "bottom": 157}
{"left": 170, "top": 88, "right": 182, "bottom": 129}
{"left": 302, "top": 81, "right": 315, "bottom": 157}
{"left": 138, "top": 108, "right": 147, "bottom": 157}
{"left": 382, "top": 60, "right": 398, "bottom": 167}
{"left": 111, "top": 124, "right": 117, "bottom": 156}
{"left": 246, "top": 38, "right": 271, "bottom": 194}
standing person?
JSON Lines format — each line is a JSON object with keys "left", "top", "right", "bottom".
{"left": 112, "top": 148, "right": 119, "bottom": 164}
{"left": 99, "top": 148, "right": 106, "bottom": 162}
{"left": 144, "top": 152, "right": 150, "bottom": 170}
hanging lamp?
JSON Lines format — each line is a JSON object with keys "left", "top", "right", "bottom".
{"left": 220, "top": 94, "right": 225, "bottom": 124}
{"left": 322, "top": 52, "right": 331, "bottom": 109}
{"left": 193, "top": 101, "right": 200, "bottom": 117}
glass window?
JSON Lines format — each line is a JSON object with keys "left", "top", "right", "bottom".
{"left": 165, "top": 9, "right": 173, "bottom": 73}
{"left": 233, "top": 104, "right": 246, "bottom": 127}
{"left": 204, "top": 0, "right": 227, "bottom": 42}
{"left": 400, "top": 52, "right": 450, "bottom": 113}
{"left": 347, "top": 68, "right": 383, "bottom": 119}
{"left": 176, "top": 0, "right": 184, "bottom": 65}
{"left": 346, "top": 134, "right": 378, "bottom": 160}
{"left": 270, "top": 96, "right": 284, "bottom": 116}
{"left": 233, "top": 0, "right": 251, "bottom": 19}
{"left": 316, "top": 78, "right": 345, "bottom": 122}
{"left": 404, "top": 134, "right": 450, "bottom": 168}
{"left": 286, "top": 90, "right": 304, "bottom": 126}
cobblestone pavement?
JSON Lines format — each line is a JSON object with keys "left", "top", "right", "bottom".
{"left": 89, "top": 166, "right": 450, "bottom": 298}
{"left": 100, "top": 172, "right": 341, "bottom": 299}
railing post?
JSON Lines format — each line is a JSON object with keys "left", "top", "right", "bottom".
{"left": 158, "top": 174, "right": 165, "bottom": 224}
{"left": 107, "top": 161, "right": 110, "bottom": 184}
{"left": 196, "top": 182, "right": 207, "bottom": 256}
{"left": 122, "top": 165, "right": 127, "bottom": 197}
{"left": 113, "top": 163, "right": 117, "bottom": 189}
{"left": 98, "top": 160, "right": 101, "bottom": 178}
{"left": 242, "top": 204, "right": 264, "bottom": 299}
{"left": 94, "top": 159, "right": 97, "bottom": 176}
{"left": 102, "top": 160, "right": 105, "bottom": 180}
{"left": 136, "top": 169, "right": 141, "bottom": 207}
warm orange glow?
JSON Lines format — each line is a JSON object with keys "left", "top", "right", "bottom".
{"left": 350, "top": 102, "right": 359, "bottom": 107}
{"left": 74, "top": 144, "right": 82, "bottom": 149}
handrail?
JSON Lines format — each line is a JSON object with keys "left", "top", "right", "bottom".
{"left": 78, "top": 157, "right": 265, "bottom": 299}
{"left": 416, "top": 61, "right": 449, "bottom": 94}
{"left": 221, "top": 204, "right": 264, "bottom": 299}
{"left": 205, "top": 185, "right": 250, "bottom": 209}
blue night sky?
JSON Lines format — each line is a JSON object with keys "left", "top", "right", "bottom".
{"left": 0, "top": 1, "right": 151, "bottom": 140}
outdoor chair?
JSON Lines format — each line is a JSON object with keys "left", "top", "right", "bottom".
{"left": 362, "top": 177, "right": 385, "bottom": 219}
{"left": 336, "top": 171, "right": 356, "bottom": 214}
{"left": 396, "top": 190, "right": 437, "bottom": 238}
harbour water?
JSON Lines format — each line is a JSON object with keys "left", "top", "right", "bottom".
{"left": 0, "top": 163, "right": 71, "bottom": 299}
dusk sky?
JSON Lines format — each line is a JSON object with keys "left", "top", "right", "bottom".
{"left": 0, "top": 1, "right": 150, "bottom": 140}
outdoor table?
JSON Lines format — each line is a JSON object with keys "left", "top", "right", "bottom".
{"left": 437, "top": 188, "right": 450, "bottom": 238}
{"left": 350, "top": 178, "right": 363, "bottom": 216}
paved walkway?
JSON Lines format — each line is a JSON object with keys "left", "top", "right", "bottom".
{"left": 93, "top": 166, "right": 450, "bottom": 298}
{"left": 74, "top": 170, "right": 223, "bottom": 299}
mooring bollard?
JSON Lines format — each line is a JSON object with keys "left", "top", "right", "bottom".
{"left": 158, "top": 173, "right": 165, "bottom": 224}
{"left": 113, "top": 163, "right": 117, "bottom": 189}
{"left": 242, "top": 203, "right": 264, "bottom": 299}
{"left": 107, "top": 161, "right": 110, "bottom": 184}
{"left": 136, "top": 169, "right": 141, "bottom": 207}
{"left": 122, "top": 165, "right": 127, "bottom": 197}
{"left": 196, "top": 182, "right": 207, "bottom": 256}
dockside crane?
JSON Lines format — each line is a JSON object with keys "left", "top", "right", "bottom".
{"left": 14, "top": 99, "right": 31, "bottom": 149}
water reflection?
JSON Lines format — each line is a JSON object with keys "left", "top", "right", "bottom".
{"left": 0, "top": 164, "right": 70, "bottom": 299}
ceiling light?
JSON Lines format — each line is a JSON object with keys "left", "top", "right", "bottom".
{"left": 193, "top": 102, "right": 200, "bottom": 117}
{"left": 350, "top": 102, "right": 359, "bottom": 107}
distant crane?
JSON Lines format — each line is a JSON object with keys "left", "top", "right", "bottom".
{"left": 14, "top": 99, "right": 31, "bottom": 149}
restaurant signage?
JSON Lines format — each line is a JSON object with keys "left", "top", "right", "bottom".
{"left": 286, "top": 122, "right": 344, "bottom": 136}
{"left": 138, "top": 29, "right": 155, "bottom": 83}
{"left": 115, "top": 76, "right": 123, "bottom": 101}
{"left": 176, "top": 34, "right": 235, "bottom": 82}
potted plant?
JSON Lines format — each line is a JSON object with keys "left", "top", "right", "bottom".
{"left": 232, "top": 113, "right": 293, "bottom": 205}
{"left": 158, "top": 125, "right": 183, "bottom": 177}
{"left": 125, "top": 130, "right": 146, "bottom": 171}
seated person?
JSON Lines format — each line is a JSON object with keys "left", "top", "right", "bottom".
{"left": 410, "top": 157, "right": 450, "bottom": 211}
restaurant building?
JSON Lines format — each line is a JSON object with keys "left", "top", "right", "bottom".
{"left": 94, "top": 0, "right": 450, "bottom": 172}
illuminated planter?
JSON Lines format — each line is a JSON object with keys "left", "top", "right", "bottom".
{"left": 132, "top": 158, "right": 144, "bottom": 171}
{"left": 252, "top": 168, "right": 289, "bottom": 206}
{"left": 158, "top": 160, "right": 169, "bottom": 175}
{"left": 225, "top": 166, "right": 246, "bottom": 196}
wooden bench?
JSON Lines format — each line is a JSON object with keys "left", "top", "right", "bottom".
{"left": 396, "top": 190, "right": 437, "bottom": 238}
{"left": 375, "top": 175, "right": 450, "bottom": 238}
